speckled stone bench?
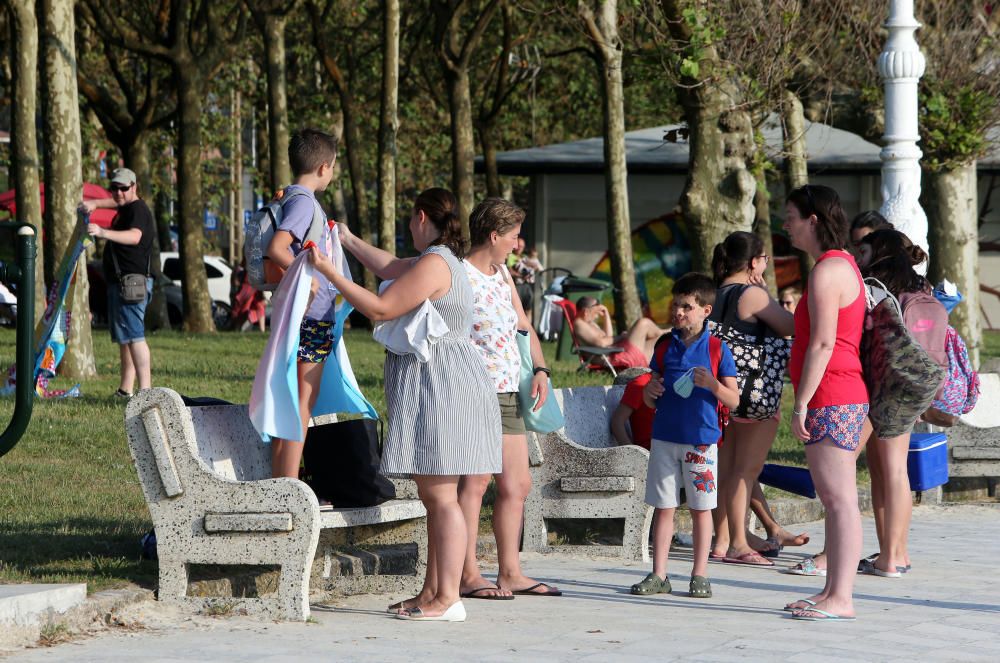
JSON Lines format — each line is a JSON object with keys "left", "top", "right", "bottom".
{"left": 925, "top": 373, "right": 1000, "bottom": 484}
{"left": 523, "top": 385, "right": 653, "bottom": 562}
{"left": 124, "top": 387, "right": 427, "bottom": 621}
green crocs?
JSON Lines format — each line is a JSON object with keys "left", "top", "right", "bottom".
{"left": 630, "top": 572, "right": 671, "bottom": 595}
{"left": 689, "top": 575, "right": 712, "bottom": 598}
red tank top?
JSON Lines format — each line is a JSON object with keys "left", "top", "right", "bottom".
{"left": 789, "top": 250, "right": 868, "bottom": 408}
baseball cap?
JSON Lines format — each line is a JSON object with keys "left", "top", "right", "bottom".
{"left": 110, "top": 167, "right": 137, "bottom": 187}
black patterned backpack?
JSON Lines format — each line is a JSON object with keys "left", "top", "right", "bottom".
{"left": 708, "top": 285, "right": 791, "bottom": 421}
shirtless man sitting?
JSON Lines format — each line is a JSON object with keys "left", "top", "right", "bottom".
{"left": 573, "top": 296, "right": 667, "bottom": 370}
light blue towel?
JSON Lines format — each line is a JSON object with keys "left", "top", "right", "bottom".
{"left": 249, "top": 248, "right": 376, "bottom": 442}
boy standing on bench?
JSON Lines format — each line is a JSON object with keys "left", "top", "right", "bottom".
{"left": 630, "top": 273, "right": 739, "bottom": 599}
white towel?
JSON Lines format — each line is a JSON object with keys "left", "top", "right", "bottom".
{"left": 372, "top": 280, "right": 450, "bottom": 362}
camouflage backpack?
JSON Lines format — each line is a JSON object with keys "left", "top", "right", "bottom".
{"left": 860, "top": 278, "right": 946, "bottom": 438}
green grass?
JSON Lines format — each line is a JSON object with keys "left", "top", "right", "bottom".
{"left": 2, "top": 327, "right": 998, "bottom": 591}
{"left": 0, "top": 327, "right": 607, "bottom": 592}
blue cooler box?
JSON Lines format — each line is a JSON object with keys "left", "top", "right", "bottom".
{"left": 908, "top": 432, "right": 949, "bottom": 491}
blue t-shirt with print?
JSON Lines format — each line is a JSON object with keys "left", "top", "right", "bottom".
{"left": 277, "top": 185, "right": 335, "bottom": 322}
{"left": 650, "top": 324, "right": 737, "bottom": 445}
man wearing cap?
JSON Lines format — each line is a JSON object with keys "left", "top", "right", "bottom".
{"left": 81, "top": 167, "right": 155, "bottom": 398}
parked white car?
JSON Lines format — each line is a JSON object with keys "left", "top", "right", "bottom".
{"left": 159, "top": 252, "right": 233, "bottom": 306}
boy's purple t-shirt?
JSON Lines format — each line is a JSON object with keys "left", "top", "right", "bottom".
{"left": 277, "top": 184, "right": 335, "bottom": 322}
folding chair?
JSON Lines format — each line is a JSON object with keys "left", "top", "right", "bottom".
{"left": 554, "top": 299, "right": 625, "bottom": 377}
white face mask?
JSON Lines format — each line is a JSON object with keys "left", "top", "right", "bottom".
{"left": 673, "top": 367, "right": 696, "bottom": 398}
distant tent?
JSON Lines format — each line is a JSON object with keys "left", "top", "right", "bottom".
{"left": 0, "top": 183, "right": 117, "bottom": 227}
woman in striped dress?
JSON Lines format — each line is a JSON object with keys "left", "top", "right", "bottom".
{"left": 459, "top": 198, "right": 560, "bottom": 599}
{"left": 308, "top": 188, "right": 501, "bottom": 622}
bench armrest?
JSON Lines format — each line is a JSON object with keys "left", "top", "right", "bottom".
{"left": 204, "top": 512, "right": 294, "bottom": 533}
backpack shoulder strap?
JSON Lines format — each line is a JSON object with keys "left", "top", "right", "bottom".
{"left": 278, "top": 189, "right": 325, "bottom": 245}
{"left": 651, "top": 334, "right": 673, "bottom": 374}
{"left": 708, "top": 334, "right": 722, "bottom": 378}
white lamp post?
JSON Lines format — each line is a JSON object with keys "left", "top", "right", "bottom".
{"left": 878, "top": 0, "right": 928, "bottom": 271}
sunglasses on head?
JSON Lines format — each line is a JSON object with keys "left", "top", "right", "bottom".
{"left": 111, "top": 183, "right": 132, "bottom": 192}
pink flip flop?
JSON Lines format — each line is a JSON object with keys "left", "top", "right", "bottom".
{"left": 722, "top": 551, "right": 775, "bottom": 567}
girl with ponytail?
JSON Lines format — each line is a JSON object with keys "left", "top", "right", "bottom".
{"left": 856, "top": 228, "right": 948, "bottom": 579}
{"left": 310, "top": 187, "right": 502, "bottom": 623}
{"left": 708, "top": 232, "right": 801, "bottom": 566}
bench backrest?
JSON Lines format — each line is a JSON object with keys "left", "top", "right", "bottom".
{"left": 554, "top": 385, "right": 625, "bottom": 448}
{"left": 960, "top": 373, "right": 1000, "bottom": 429}
{"left": 189, "top": 404, "right": 272, "bottom": 482}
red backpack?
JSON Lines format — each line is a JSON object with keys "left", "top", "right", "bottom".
{"left": 652, "top": 334, "right": 730, "bottom": 444}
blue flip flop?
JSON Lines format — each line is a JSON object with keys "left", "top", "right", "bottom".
{"left": 783, "top": 598, "right": 816, "bottom": 612}
{"left": 791, "top": 608, "right": 856, "bottom": 622}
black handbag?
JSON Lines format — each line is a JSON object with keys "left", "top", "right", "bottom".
{"left": 302, "top": 418, "right": 396, "bottom": 507}
{"left": 709, "top": 286, "right": 791, "bottom": 420}
{"left": 110, "top": 247, "right": 148, "bottom": 303}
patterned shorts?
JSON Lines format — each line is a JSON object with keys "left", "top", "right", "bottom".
{"left": 804, "top": 403, "right": 870, "bottom": 451}
{"left": 298, "top": 319, "right": 334, "bottom": 363}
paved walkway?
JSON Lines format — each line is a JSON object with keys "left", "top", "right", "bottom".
{"left": 9, "top": 503, "right": 1000, "bottom": 662}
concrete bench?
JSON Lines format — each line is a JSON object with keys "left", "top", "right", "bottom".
{"left": 523, "top": 385, "right": 653, "bottom": 562}
{"left": 124, "top": 387, "right": 426, "bottom": 621}
{"left": 939, "top": 372, "right": 1000, "bottom": 482}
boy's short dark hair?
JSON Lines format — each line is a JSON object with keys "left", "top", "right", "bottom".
{"left": 288, "top": 128, "right": 339, "bottom": 176}
{"left": 672, "top": 272, "right": 716, "bottom": 307}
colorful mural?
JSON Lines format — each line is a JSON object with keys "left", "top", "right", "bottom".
{"left": 589, "top": 213, "right": 802, "bottom": 325}
{"left": 589, "top": 213, "right": 693, "bottom": 326}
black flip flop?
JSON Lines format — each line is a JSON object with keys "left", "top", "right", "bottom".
{"left": 460, "top": 586, "right": 515, "bottom": 600}
{"left": 507, "top": 582, "right": 562, "bottom": 597}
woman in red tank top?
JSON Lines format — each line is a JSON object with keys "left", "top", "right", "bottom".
{"left": 783, "top": 185, "right": 868, "bottom": 622}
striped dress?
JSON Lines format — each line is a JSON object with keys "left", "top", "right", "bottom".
{"left": 380, "top": 245, "right": 503, "bottom": 477}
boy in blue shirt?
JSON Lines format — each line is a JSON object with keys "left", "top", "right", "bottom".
{"left": 631, "top": 273, "right": 739, "bottom": 599}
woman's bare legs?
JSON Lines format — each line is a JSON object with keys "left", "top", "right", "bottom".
{"left": 494, "top": 433, "right": 553, "bottom": 592}
{"left": 389, "top": 505, "right": 438, "bottom": 612}
{"left": 749, "top": 482, "right": 810, "bottom": 547}
{"left": 457, "top": 473, "right": 511, "bottom": 598}
{"left": 402, "top": 475, "right": 466, "bottom": 617}
{"left": 804, "top": 420, "right": 872, "bottom": 573}
{"left": 871, "top": 433, "right": 912, "bottom": 572}
{"left": 795, "top": 437, "right": 862, "bottom": 618}
{"left": 710, "top": 433, "right": 736, "bottom": 557}
{"left": 724, "top": 419, "right": 779, "bottom": 557}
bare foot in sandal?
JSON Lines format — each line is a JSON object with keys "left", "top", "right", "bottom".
{"left": 460, "top": 574, "right": 513, "bottom": 600}
{"left": 387, "top": 589, "right": 435, "bottom": 613}
{"left": 771, "top": 529, "right": 810, "bottom": 547}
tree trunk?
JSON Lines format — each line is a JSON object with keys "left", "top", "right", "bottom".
{"left": 753, "top": 168, "right": 777, "bottom": 295}
{"left": 377, "top": 0, "right": 400, "bottom": 255}
{"left": 444, "top": 67, "right": 476, "bottom": 241}
{"left": 40, "top": 0, "right": 97, "bottom": 378}
{"left": 598, "top": 30, "right": 641, "bottom": 327}
{"left": 7, "top": 0, "right": 46, "bottom": 323}
{"left": 661, "top": 0, "right": 756, "bottom": 273}
{"left": 479, "top": 123, "right": 501, "bottom": 198}
{"left": 232, "top": 83, "right": 244, "bottom": 267}
{"left": 263, "top": 13, "right": 292, "bottom": 190}
{"left": 782, "top": 88, "right": 813, "bottom": 282}
{"left": 580, "top": 1, "right": 642, "bottom": 328}
{"left": 339, "top": 88, "right": 375, "bottom": 291}
{"left": 926, "top": 163, "right": 981, "bottom": 367}
{"left": 126, "top": 136, "right": 168, "bottom": 330}
{"left": 255, "top": 90, "right": 272, "bottom": 197}
{"left": 175, "top": 63, "right": 215, "bottom": 332}
{"left": 678, "top": 88, "right": 756, "bottom": 272}
{"left": 315, "top": 38, "right": 375, "bottom": 290}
